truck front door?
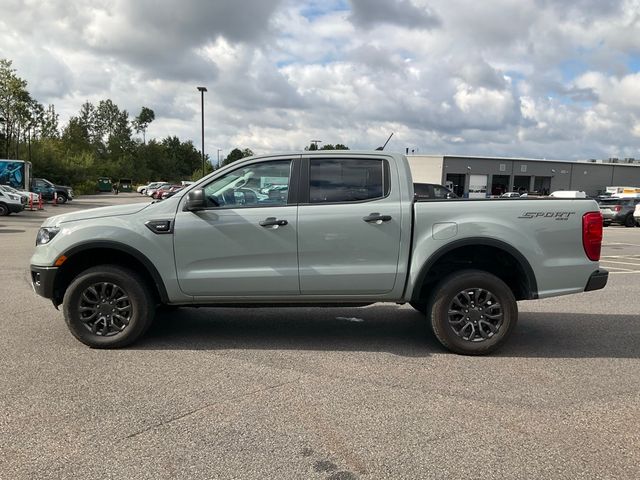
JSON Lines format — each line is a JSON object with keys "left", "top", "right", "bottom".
{"left": 173, "top": 158, "right": 300, "bottom": 297}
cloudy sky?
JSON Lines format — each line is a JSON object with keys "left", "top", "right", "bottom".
{"left": 1, "top": 0, "right": 639, "bottom": 161}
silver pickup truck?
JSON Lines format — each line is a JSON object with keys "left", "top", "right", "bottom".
{"left": 30, "top": 151, "right": 607, "bottom": 354}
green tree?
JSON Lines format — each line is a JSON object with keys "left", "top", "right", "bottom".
{"left": 133, "top": 106, "right": 155, "bottom": 144}
{"left": 0, "top": 58, "right": 33, "bottom": 158}
{"left": 40, "top": 104, "right": 59, "bottom": 139}
{"left": 221, "top": 147, "right": 254, "bottom": 167}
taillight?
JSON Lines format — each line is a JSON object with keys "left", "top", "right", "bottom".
{"left": 613, "top": 205, "right": 622, "bottom": 212}
{"left": 583, "top": 212, "right": 603, "bottom": 261}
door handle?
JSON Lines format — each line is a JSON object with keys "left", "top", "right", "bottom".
{"left": 363, "top": 212, "right": 392, "bottom": 223}
{"left": 260, "top": 217, "right": 288, "bottom": 227}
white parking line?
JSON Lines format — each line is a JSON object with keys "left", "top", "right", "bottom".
{"left": 610, "top": 271, "right": 640, "bottom": 275}
{"left": 602, "top": 266, "right": 635, "bottom": 272}
{"left": 602, "top": 242, "right": 640, "bottom": 247}
{"left": 600, "top": 259, "right": 640, "bottom": 266}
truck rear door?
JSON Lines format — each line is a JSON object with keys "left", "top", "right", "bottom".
{"left": 297, "top": 156, "right": 402, "bottom": 295}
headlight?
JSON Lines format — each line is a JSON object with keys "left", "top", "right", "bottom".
{"left": 8, "top": 193, "right": 20, "bottom": 201}
{"left": 36, "top": 227, "right": 60, "bottom": 246}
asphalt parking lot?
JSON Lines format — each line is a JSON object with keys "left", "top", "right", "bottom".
{"left": 1, "top": 194, "right": 639, "bottom": 479}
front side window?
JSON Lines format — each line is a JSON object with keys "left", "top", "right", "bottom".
{"left": 309, "top": 159, "right": 387, "bottom": 203}
{"left": 202, "top": 160, "right": 291, "bottom": 208}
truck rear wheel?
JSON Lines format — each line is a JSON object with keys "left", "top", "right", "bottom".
{"left": 62, "top": 265, "right": 155, "bottom": 348}
{"left": 428, "top": 270, "right": 517, "bottom": 355}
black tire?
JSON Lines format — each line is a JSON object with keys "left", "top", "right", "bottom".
{"left": 409, "top": 301, "right": 428, "bottom": 314}
{"left": 56, "top": 193, "right": 68, "bottom": 204}
{"left": 0, "top": 203, "right": 8, "bottom": 216}
{"left": 62, "top": 265, "right": 155, "bottom": 348}
{"left": 624, "top": 214, "right": 635, "bottom": 227}
{"left": 428, "top": 270, "right": 517, "bottom": 355}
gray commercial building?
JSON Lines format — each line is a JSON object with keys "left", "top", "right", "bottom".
{"left": 407, "top": 154, "right": 640, "bottom": 198}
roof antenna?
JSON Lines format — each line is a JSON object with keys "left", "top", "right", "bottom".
{"left": 376, "top": 132, "right": 394, "bottom": 151}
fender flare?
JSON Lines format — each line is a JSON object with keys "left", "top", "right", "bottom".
{"left": 410, "top": 237, "right": 539, "bottom": 300}
{"left": 60, "top": 240, "right": 170, "bottom": 303}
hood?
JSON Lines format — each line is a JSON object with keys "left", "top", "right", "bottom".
{"left": 43, "top": 202, "right": 151, "bottom": 226}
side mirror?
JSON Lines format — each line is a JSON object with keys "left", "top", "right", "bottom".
{"left": 184, "top": 189, "right": 206, "bottom": 211}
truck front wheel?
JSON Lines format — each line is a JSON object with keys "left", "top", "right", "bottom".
{"left": 62, "top": 265, "right": 155, "bottom": 348}
{"left": 428, "top": 270, "right": 517, "bottom": 355}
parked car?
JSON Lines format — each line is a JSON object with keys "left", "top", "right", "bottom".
{"left": 161, "top": 186, "right": 185, "bottom": 200}
{"left": 0, "top": 184, "right": 37, "bottom": 204}
{"left": 30, "top": 151, "right": 607, "bottom": 355}
{"left": 598, "top": 197, "right": 640, "bottom": 227}
{"left": 0, "top": 188, "right": 24, "bottom": 215}
{"left": 153, "top": 185, "right": 180, "bottom": 199}
{"left": 500, "top": 192, "right": 521, "bottom": 198}
{"left": 147, "top": 183, "right": 171, "bottom": 198}
{"left": 634, "top": 203, "right": 640, "bottom": 226}
{"left": 413, "top": 183, "right": 458, "bottom": 200}
{"left": 550, "top": 191, "right": 587, "bottom": 198}
{"left": 31, "top": 178, "right": 74, "bottom": 203}
{"left": 138, "top": 181, "right": 165, "bottom": 195}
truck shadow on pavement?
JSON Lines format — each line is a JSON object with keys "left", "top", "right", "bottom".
{"left": 142, "top": 305, "right": 440, "bottom": 357}
{"left": 138, "top": 306, "right": 640, "bottom": 358}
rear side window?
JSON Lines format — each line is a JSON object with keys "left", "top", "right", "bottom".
{"left": 309, "top": 159, "right": 388, "bottom": 203}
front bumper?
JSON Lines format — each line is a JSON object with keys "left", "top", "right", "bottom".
{"left": 30, "top": 265, "right": 58, "bottom": 299}
{"left": 9, "top": 203, "right": 24, "bottom": 213}
{"left": 584, "top": 269, "right": 608, "bottom": 292}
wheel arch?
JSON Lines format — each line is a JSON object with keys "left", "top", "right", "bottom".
{"left": 411, "top": 238, "right": 538, "bottom": 302}
{"left": 52, "top": 241, "right": 169, "bottom": 307}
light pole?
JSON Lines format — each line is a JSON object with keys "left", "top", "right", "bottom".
{"left": 310, "top": 139, "right": 321, "bottom": 150}
{"left": 197, "top": 86, "right": 207, "bottom": 177}
{"left": 217, "top": 149, "right": 222, "bottom": 168}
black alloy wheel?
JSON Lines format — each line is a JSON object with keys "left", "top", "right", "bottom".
{"left": 428, "top": 270, "right": 517, "bottom": 355}
{"left": 63, "top": 265, "right": 154, "bottom": 348}
{"left": 78, "top": 282, "right": 132, "bottom": 336}
{"left": 446, "top": 288, "right": 503, "bottom": 342}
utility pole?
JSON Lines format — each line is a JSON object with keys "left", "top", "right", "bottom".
{"left": 197, "top": 86, "right": 207, "bottom": 177}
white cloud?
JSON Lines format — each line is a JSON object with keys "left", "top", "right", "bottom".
{"left": 0, "top": 0, "right": 639, "bottom": 160}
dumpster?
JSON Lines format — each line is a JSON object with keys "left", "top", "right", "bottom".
{"left": 118, "top": 178, "right": 132, "bottom": 192}
{"left": 97, "top": 177, "right": 112, "bottom": 192}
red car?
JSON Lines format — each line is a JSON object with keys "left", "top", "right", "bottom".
{"left": 161, "top": 185, "right": 185, "bottom": 199}
{"left": 152, "top": 184, "right": 180, "bottom": 199}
